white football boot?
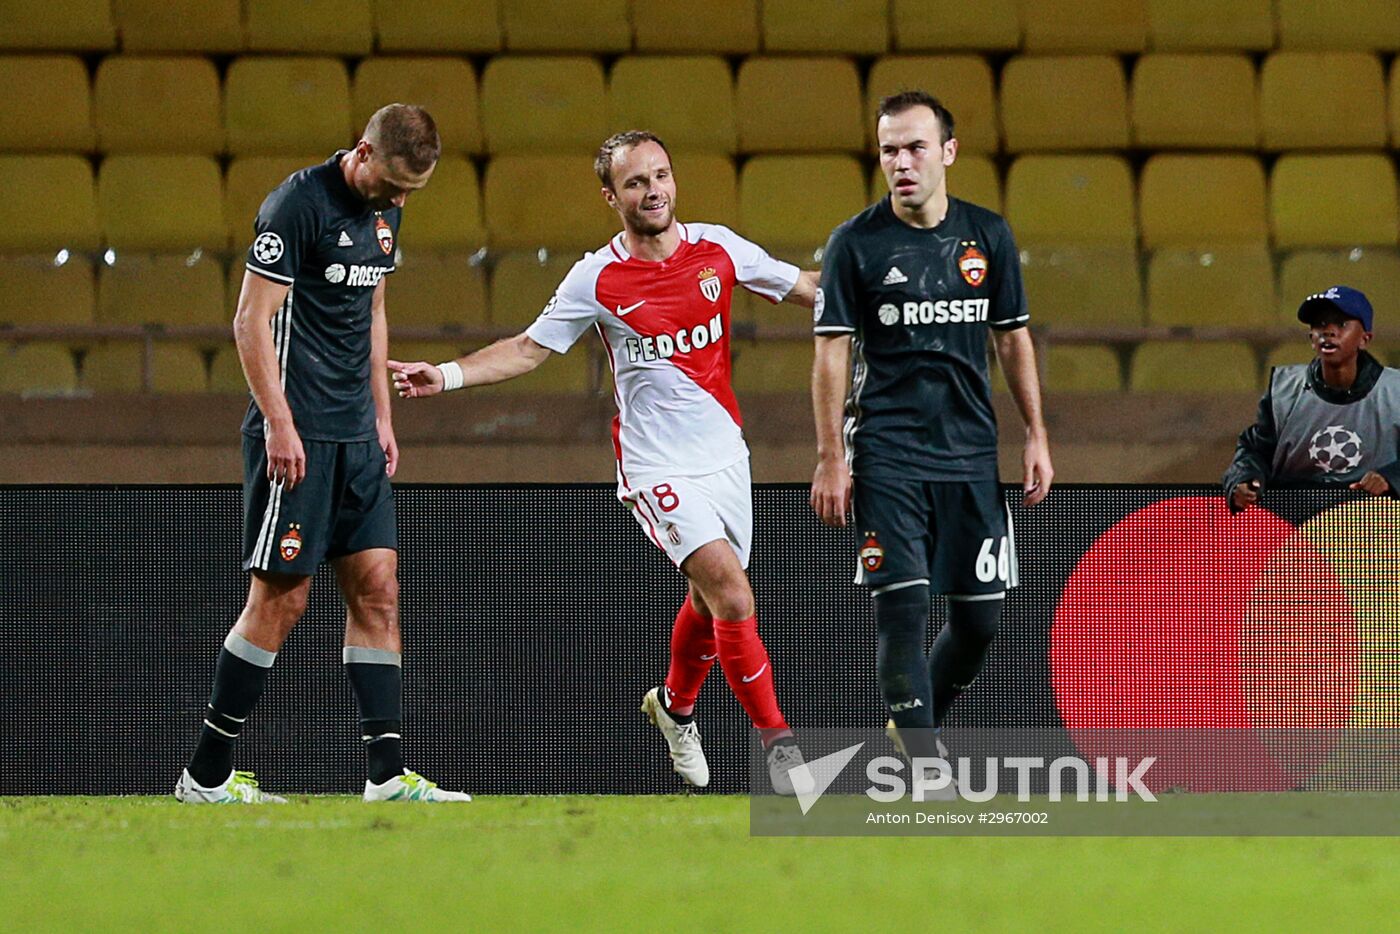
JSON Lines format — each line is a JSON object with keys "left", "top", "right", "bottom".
{"left": 363, "top": 770, "right": 472, "bottom": 802}
{"left": 641, "top": 687, "right": 710, "bottom": 788}
{"left": 886, "top": 719, "right": 958, "bottom": 801}
{"left": 765, "top": 741, "right": 806, "bottom": 796}
{"left": 174, "top": 769, "right": 287, "bottom": 804}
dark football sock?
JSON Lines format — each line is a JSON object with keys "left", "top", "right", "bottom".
{"left": 875, "top": 584, "right": 941, "bottom": 760}
{"left": 930, "top": 595, "right": 1002, "bottom": 728}
{"left": 187, "top": 632, "right": 276, "bottom": 788}
{"left": 345, "top": 646, "right": 405, "bottom": 785}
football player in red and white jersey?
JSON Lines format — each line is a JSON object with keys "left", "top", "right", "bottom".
{"left": 389, "top": 131, "right": 819, "bottom": 794}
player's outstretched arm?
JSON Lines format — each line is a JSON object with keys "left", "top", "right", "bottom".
{"left": 992, "top": 327, "right": 1053, "bottom": 506}
{"left": 811, "top": 334, "right": 853, "bottom": 526}
{"left": 782, "top": 270, "right": 821, "bottom": 309}
{"left": 234, "top": 270, "right": 306, "bottom": 490}
{"left": 389, "top": 333, "right": 553, "bottom": 399}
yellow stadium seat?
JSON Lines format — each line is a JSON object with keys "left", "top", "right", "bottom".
{"left": 1004, "top": 156, "right": 1136, "bottom": 247}
{"left": 1, "top": 0, "right": 113, "bottom": 50}
{"left": 1042, "top": 344, "right": 1123, "bottom": 393}
{"left": 489, "top": 251, "right": 584, "bottom": 329}
{"left": 1277, "top": 250, "right": 1400, "bottom": 324}
{"left": 1130, "top": 342, "right": 1258, "bottom": 392}
{"left": 225, "top": 57, "right": 352, "bottom": 157}
{"left": 761, "top": 0, "right": 888, "bottom": 54}
{"left": 94, "top": 56, "right": 222, "bottom": 155}
{"left": 731, "top": 341, "right": 811, "bottom": 393}
{"left": 1276, "top": 0, "right": 1400, "bottom": 51}
{"left": 632, "top": 0, "right": 760, "bottom": 53}
{"left": 244, "top": 0, "right": 372, "bottom": 55}
{"left": 1138, "top": 155, "right": 1267, "bottom": 249}
{"left": 869, "top": 154, "right": 1001, "bottom": 214}
{"left": 476, "top": 341, "right": 593, "bottom": 394}
{"left": 609, "top": 56, "right": 735, "bottom": 153}
{"left": 1019, "top": 247, "right": 1144, "bottom": 328}
{"left": 98, "top": 155, "right": 224, "bottom": 252}
{"left": 1001, "top": 56, "right": 1129, "bottom": 151}
{"left": 1270, "top": 155, "right": 1399, "bottom": 249}
{"left": 865, "top": 56, "right": 998, "bottom": 153}
{"left": 1261, "top": 52, "right": 1386, "bottom": 150}
{"left": 0, "top": 343, "right": 78, "bottom": 395}
{"left": 0, "top": 254, "right": 93, "bottom": 326}
{"left": 353, "top": 57, "right": 482, "bottom": 156}
{"left": 397, "top": 156, "right": 485, "bottom": 251}
{"left": 891, "top": 0, "right": 1020, "bottom": 51}
{"left": 1264, "top": 342, "right": 1317, "bottom": 371}
{"left": 385, "top": 253, "right": 488, "bottom": 329}
{"left": 480, "top": 56, "right": 606, "bottom": 154}
{"left": 97, "top": 254, "right": 225, "bottom": 326}
{"left": 735, "top": 58, "right": 864, "bottom": 153}
{"left": 499, "top": 0, "right": 630, "bottom": 52}
{"left": 1146, "top": 246, "right": 1275, "bottom": 327}
{"left": 1389, "top": 62, "right": 1400, "bottom": 145}
{"left": 484, "top": 157, "right": 615, "bottom": 250}
{"left": 0, "top": 56, "right": 93, "bottom": 152}
{"left": 209, "top": 344, "right": 248, "bottom": 394}
{"left": 1130, "top": 54, "right": 1258, "bottom": 149}
{"left": 83, "top": 343, "right": 210, "bottom": 393}
{"left": 1020, "top": 0, "right": 1147, "bottom": 52}
{"left": 1145, "top": 0, "right": 1273, "bottom": 51}
{"left": 371, "top": 0, "right": 502, "bottom": 52}
{"left": 112, "top": 0, "right": 243, "bottom": 53}
{"left": 673, "top": 153, "right": 737, "bottom": 227}
{"left": 224, "top": 156, "right": 318, "bottom": 250}
{"left": 1, "top": 155, "right": 100, "bottom": 250}
{"left": 739, "top": 155, "right": 866, "bottom": 252}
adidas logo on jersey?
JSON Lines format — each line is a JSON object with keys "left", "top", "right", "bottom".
{"left": 337, "top": 231, "right": 354, "bottom": 247}
{"left": 624, "top": 313, "right": 724, "bottom": 363}
{"left": 882, "top": 266, "right": 908, "bottom": 285}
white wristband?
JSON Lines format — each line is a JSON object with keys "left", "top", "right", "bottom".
{"left": 436, "top": 360, "right": 464, "bottom": 392}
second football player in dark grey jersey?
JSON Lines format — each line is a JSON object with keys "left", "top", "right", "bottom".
{"left": 810, "top": 91, "right": 1054, "bottom": 780}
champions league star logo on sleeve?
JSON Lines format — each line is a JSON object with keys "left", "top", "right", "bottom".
{"left": 252, "top": 232, "right": 284, "bottom": 264}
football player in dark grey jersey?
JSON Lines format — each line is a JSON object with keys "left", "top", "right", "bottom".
{"left": 810, "top": 91, "right": 1053, "bottom": 781}
{"left": 176, "top": 105, "right": 469, "bottom": 804}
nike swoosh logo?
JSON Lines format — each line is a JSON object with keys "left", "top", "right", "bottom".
{"left": 615, "top": 300, "right": 645, "bottom": 316}
{"left": 700, "top": 653, "right": 719, "bottom": 661}
{"left": 741, "top": 662, "right": 769, "bottom": 683}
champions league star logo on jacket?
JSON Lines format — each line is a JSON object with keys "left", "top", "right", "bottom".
{"left": 1308, "top": 425, "right": 1364, "bottom": 474}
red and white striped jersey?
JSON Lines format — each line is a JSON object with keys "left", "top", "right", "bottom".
{"left": 525, "top": 222, "right": 799, "bottom": 485}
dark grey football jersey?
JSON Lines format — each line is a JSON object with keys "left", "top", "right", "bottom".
{"left": 241, "top": 151, "right": 401, "bottom": 442}
{"left": 814, "top": 196, "right": 1028, "bottom": 480}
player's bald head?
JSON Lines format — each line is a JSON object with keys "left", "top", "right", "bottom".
{"left": 363, "top": 104, "right": 441, "bottom": 175}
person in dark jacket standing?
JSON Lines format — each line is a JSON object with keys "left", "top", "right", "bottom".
{"left": 1225, "top": 285, "right": 1400, "bottom": 512}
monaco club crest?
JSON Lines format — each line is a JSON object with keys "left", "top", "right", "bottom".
{"left": 958, "top": 244, "right": 987, "bottom": 287}
{"left": 697, "top": 266, "right": 722, "bottom": 303}
{"left": 375, "top": 215, "right": 394, "bottom": 255}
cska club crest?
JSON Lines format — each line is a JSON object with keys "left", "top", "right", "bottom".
{"left": 697, "top": 266, "right": 722, "bottom": 303}
{"left": 375, "top": 215, "right": 394, "bottom": 255}
{"left": 279, "top": 523, "right": 303, "bottom": 562}
{"left": 958, "top": 244, "right": 988, "bottom": 287}
{"left": 860, "top": 532, "right": 884, "bottom": 572}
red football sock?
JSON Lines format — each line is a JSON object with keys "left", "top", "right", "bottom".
{"left": 663, "top": 595, "right": 715, "bottom": 716}
{"left": 713, "top": 614, "right": 790, "bottom": 739}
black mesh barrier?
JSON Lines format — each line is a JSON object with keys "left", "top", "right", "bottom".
{"left": 2, "top": 484, "right": 1396, "bottom": 795}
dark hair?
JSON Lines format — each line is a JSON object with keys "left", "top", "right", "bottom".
{"left": 877, "top": 90, "right": 956, "bottom": 144}
{"left": 595, "top": 130, "right": 671, "bottom": 190}
{"left": 364, "top": 103, "right": 441, "bottom": 174}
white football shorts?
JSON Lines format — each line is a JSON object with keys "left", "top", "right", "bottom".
{"left": 617, "top": 457, "right": 753, "bottom": 569}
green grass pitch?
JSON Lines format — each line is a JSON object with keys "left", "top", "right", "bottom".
{"left": 3, "top": 796, "right": 1396, "bottom": 932}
